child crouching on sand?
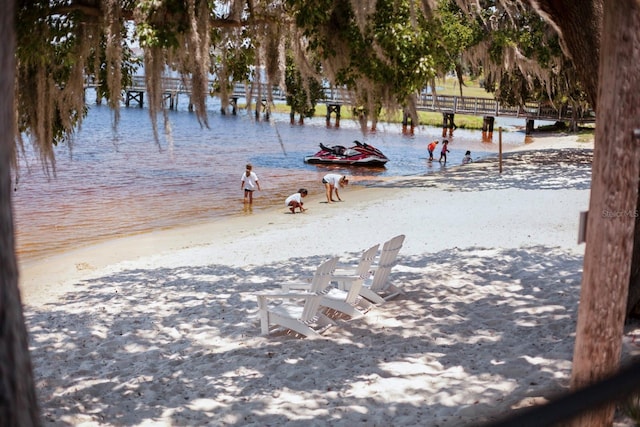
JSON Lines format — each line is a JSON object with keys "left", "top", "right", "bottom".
{"left": 285, "top": 188, "right": 308, "bottom": 213}
{"left": 462, "top": 150, "right": 473, "bottom": 164}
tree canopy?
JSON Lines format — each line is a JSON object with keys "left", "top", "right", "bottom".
{"left": 6, "top": 2, "right": 639, "bottom": 426}
{"left": 13, "top": 0, "right": 592, "bottom": 166}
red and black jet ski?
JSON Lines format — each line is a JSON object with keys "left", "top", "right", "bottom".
{"left": 304, "top": 140, "right": 389, "bottom": 167}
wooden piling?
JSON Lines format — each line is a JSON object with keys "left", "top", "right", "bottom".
{"left": 125, "top": 90, "right": 144, "bottom": 108}
{"left": 499, "top": 127, "right": 503, "bottom": 174}
{"left": 326, "top": 103, "right": 341, "bottom": 127}
{"left": 526, "top": 119, "right": 535, "bottom": 134}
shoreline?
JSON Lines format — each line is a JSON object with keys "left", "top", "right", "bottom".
{"left": 18, "top": 183, "right": 389, "bottom": 306}
{"left": 18, "top": 132, "right": 594, "bottom": 307}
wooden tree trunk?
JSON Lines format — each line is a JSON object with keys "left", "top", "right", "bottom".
{"left": 530, "top": 0, "right": 640, "bottom": 322}
{"left": 628, "top": 182, "right": 640, "bottom": 317}
{"left": 0, "top": 0, "right": 41, "bottom": 424}
{"left": 569, "top": 1, "right": 640, "bottom": 426}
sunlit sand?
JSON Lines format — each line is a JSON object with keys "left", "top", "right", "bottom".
{"left": 20, "top": 133, "right": 640, "bottom": 426}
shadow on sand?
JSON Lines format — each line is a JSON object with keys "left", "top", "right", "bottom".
{"left": 27, "top": 245, "right": 586, "bottom": 426}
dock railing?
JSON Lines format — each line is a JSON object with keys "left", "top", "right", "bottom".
{"left": 86, "top": 76, "right": 594, "bottom": 123}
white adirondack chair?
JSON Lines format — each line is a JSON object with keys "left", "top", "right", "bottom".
{"left": 322, "top": 243, "right": 380, "bottom": 318}
{"left": 332, "top": 243, "right": 380, "bottom": 279}
{"left": 255, "top": 257, "right": 339, "bottom": 337}
{"left": 335, "top": 235, "right": 405, "bottom": 304}
{"left": 285, "top": 245, "right": 379, "bottom": 319}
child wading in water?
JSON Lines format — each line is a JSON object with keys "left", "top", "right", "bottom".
{"left": 439, "top": 140, "right": 450, "bottom": 163}
{"left": 427, "top": 140, "right": 439, "bottom": 161}
{"left": 285, "top": 188, "right": 308, "bottom": 213}
{"left": 241, "top": 163, "right": 261, "bottom": 204}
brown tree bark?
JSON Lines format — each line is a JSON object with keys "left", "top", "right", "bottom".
{"left": 0, "top": 0, "right": 41, "bottom": 424}
{"left": 531, "top": 0, "right": 640, "bottom": 322}
{"left": 569, "top": 2, "right": 640, "bottom": 426}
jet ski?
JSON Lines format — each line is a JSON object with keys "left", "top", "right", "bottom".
{"left": 304, "top": 140, "right": 389, "bottom": 167}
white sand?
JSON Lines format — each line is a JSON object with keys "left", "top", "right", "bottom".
{"left": 20, "top": 133, "right": 640, "bottom": 426}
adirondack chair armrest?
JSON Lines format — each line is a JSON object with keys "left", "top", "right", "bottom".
{"left": 368, "top": 261, "right": 399, "bottom": 274}
{"left": 256, "top": 290, "right": 317, "bottom": 300}
{"left": 281, "top": 281, "right": 313, "bottom": 292}
{"left": 334, "top": 262, "right": 358, "bottom": 271}
{"left": 331, "top": 274, "right": 364, "bottom": 291}
{"left": 333, "top": 267, "right": 370, "bottom": 277}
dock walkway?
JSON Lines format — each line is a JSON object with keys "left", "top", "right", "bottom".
{"left": 86, "top": 76, "right": 594, "bottom": 128}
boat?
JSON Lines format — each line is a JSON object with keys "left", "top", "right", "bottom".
{"left": 304, "top": 140, "right": 389, "bottom": 166}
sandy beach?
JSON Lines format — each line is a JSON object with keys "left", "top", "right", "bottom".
{"left": 20, "top": 133, "right": 640, "bottom": 426}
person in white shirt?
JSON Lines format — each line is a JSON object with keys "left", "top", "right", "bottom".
{"left": 322, "top": 173, "right": 348, "bottom": 203}
{"left": 285, "top": 188, "right": 308, "bottom": 213}
{"left": 241, "top": 163, "right": 261, "bottom": 204}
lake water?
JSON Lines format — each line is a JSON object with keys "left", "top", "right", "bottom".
{"left": 12, "top": 92, "right": 533, "bottom": 262}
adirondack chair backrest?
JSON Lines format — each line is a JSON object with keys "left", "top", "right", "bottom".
{"left": 369, "top": 235, "right": 405, "bottom": 292}
{"left": 354, "top": 243, "right": 380, "bottom": 278}
{"left": 301, "top": 257, "right": 339, "bottom": 321}
{"left": 343, "top": 244, "right": 380, "bottom": 304}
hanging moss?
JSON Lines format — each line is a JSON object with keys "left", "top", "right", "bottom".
{"left": 13, "top": 0, "right": 584, "bottom": 170}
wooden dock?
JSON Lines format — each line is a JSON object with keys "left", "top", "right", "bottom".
{"left": 86, "top": 76, "right": 595, "bottom": 127}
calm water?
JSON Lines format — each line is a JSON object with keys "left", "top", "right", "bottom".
{"left": 13, "top": 93, "right": 532, "bottom": 262}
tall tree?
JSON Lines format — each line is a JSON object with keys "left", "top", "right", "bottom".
{"left": 456, "top": 2, "right": 639, "bottom": 425}
{"left": 0, "top": 0, "right": 41, "bottom": 424}
{"left": 460, "top": 2, "right": 589, "bottom": 120}
{"left": 286, "top": 0, "right": 440, "bottom": 127}
{"left": 566, "top": 2, "right": 639, "bottom": 425}
{"left": 284, "top": 54, "right": 325, "bottom": 123}
{"left": 520, "top": 1, "right": 640, "bottom": 426}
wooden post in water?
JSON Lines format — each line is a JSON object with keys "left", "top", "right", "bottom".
{"left": 499, "top": 126, "right": 503, "bottom": 174}
{"left": 402, "top": 110, "right": 414, "bottom": 134}
{"left": 526, "top": 119, "right": 535, "bottom": 135}
{"left": 326, "top": 103, "right": 341, "bottom": 127}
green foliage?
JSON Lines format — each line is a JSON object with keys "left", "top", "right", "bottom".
{"left": 286, "top": 0, "right": 345, "bottom": 54}
{"left": 15, "top": 1, "right": 85, "bottom": 145}
{"left": 12, "top": 0, "right": 594, "bottom": 147}
{"left": 284, "top": 55, "right": 324, "bottom": 119}
{"left": 463, "top": 1, "right": 591, "bottom": 111}
{"left": 621, "top": 393, "right": 640, "bottom": 425}
{"left": 210, "top": 28, "right": 255, "bottom": 94}
{"left": 367, "top": 0, "right": 436, "bottom": 101}
{"left": 15, "top": 0, "right": 141, "bottom": 147}
{"left": 431, "top": 1, "right": 480, "bottom": 75}
{"left": 286, "top": 0, "right": 439, "bottom": 122}
{"left": 135, "top": 0, "right": 191, "bottom": 49}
